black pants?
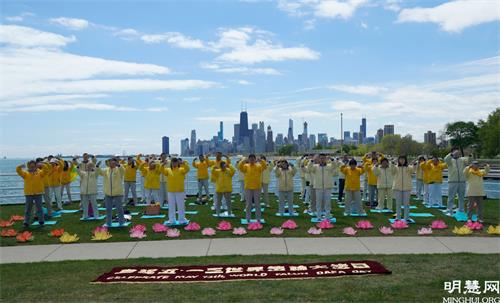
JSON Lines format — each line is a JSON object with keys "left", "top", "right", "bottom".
{"left": 338, "top": 178, "right": 345, "bottom": 202}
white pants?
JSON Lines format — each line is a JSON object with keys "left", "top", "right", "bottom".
{"left": 278, "top": 191, "right": 294, "bottom": 214}
{"left": 49, "top": 186, "right": 62, "bottom": 209}
{"left": 197, "top": 179, "right": 209, "bottom": 199}
{"left": 160, "top": 181, "right": 168, "bottom": 204}
{"left": 315, "top": 188, "right": 332, "bottom": 218}
{"left": 60, "top": 183, "right": 72, "bottom": 202}
{"left": 429, "top": 183, "right": 443, "bottom": 206}
{"left": 416, "top": 179, "right": 424, "bottom": 200}
{"left": 145, "top": 189, "right": 160, "bottom": 204}
{"left": 394, "top": 190, "right": 411, "bottom": 220}
{"left": 140, "top": 176, "right": 146, "bottom": 200}
{"left": 81, "top": 194, "right": 98, "bottom": 218}
{"left": 262, "top": 183, "right": 269, "bottom": 205}
{"left": 423, "top": 183, "right": 430, "bottom": 204}
{"left": 239, "top": 181, "right": 245, "bottom": 201}
{"left": 168, "top": 192, "right": 186, "bottom": 223}
{"left": 448, "top": 181, "right": 466, "bottom": 212}
{"left": 345, "top": 190, "right": 364, "bottom": 215}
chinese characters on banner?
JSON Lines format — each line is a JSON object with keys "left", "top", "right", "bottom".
{"left": 93, "top": 261, "right": 391, "bottom": 284}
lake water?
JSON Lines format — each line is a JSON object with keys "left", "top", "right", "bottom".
{"left": 1, "top": 157, "right": 499, "bottom": 205}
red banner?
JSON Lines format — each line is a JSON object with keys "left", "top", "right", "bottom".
{"left": 93, "top": 260, "right": 391, "bottom": 284}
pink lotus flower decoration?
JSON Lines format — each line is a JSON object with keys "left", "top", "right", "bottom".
{"left": 201, "top": 227, "right": 216, "bottom": 236}
{"left": 93, "top": 226, "right": 108, "bottom": 235}
{"left": 417, "top": 227, "right": 433, "bottom": 235}
{"left": 316, "top": 219, "right": 334, "bottom": 229}
{"left": 391, "top": 220, "right": 409, "bottom": 229}
{"left": 430, "top": 220, "right": 448, "bottom": 229}
{"left": 281, "top": 219, "right": 298, "bottom": 230}
{"left": 217, "top": 221, "right": 232, "bottom": 231}
{"left": 465, "top": 221, "right": 483, "bottom": 230}
{"left": 166, "top": 228, "right": 181, "bottom": 238}
{"left": 355, "top": 220, "right": 374, "bottom": 230}
{"left": 152, "top": 223, "right": 168, "bottom": 233}
{"left": 232, "top": 227, "right": 247, "bottom": 235}
{"left": 343, "top": 227, "right": 357, "bottom": 236}
{"left": 307, "top": 227, "right": 322, "bottom": 235}
{"left": 270, "top": 227, "right": 284, "bottom": 235}
{"left": 184, "top": 222, "right": 201, "bottom": 231}
{"left": 130, "top": 230, "right": 146, "bottom": 239}
{"left": 247, "top": 222, "right": 263, "bottom": 231}
{"left": 379, "top": 226, "right": 394, "bottom": 235}
{"left": 130, "top": 224, "right": 146, "bottom": 233}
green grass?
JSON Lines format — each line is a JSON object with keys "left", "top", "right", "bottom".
{"left": 1, "top": 253, "right": 499, "bottom": 302}
{"left": 1, "top": 194, "right": 499, "bottom": 246}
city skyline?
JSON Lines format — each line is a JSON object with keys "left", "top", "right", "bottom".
{"left": 1, "top": 1, "right": 498, "bottom": 157}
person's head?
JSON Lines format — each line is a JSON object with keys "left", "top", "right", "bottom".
{"left": 170, "top": 158, "right": 180, "bottom": 169}
{"left": 397, "top": 155, "right": 408, "bottom": 166}
{"left": 432, "top": 155, "right": 439, "bottom": 164}
{"left": 35, "top": 157, "right": 43, "bottom": 163}
{"left": 471, "top": 161, "right": 479, "bottom": 169}
{"left": 27, "top": 160, "right": 37, "bottom": 172}
{"left": 216, "top": 152, "right": 222, "bottom": 160}
{"left": 319, "top": 154, "right": 327, "bottom": 165}
{"left": 260, "top": 155, "right": 266, "bottom": 161}
{"left": 248, "top": 154, "right": 256, "bottom": 164}
{"left": 82, "top": 153, "right": 89, "bottom": 161}
{"left": 63, "top": 160, "right": 70, "bottom": 171}
{"left": 371, "top": 158, "right": 378, "bottom": 166}
{"left": 127, "top": 156, "right": 134, "bottom": 164}
{"left": 220, "top": 161, "right": 227, "bottom": 170}
{"left": 199, "top": 154, "right": 205, "bottom": 161}
{"left": 281, "top": 160, "right": 289, "bottom": 170}
{"left": 48, "top": 155, "right": 54, "bottom": 161}
{"left": 149, "top": 161, "right": 156, "bottom": 170}
{"left": 381, "top": 158, "right": 389, "bottom": 168}
{"left": 348, "top": 159, "right": 357, "bottom": 169}
{"left": 108, "top": 158, "right": 118, "bottom": 168}
{"left": 418, "top": 155, "right": 426, "bottom": 162}
{"left": 371, "top": 151, "right": 377, "bottom": 158}
{"left": 342, "top": 154, "right": 349, "bottom": 161}
{"left": 87, "top": 162, "right": 95, "bottom": 171}
{"left": 451, "top": 147, "right": 460, "bottom": 158}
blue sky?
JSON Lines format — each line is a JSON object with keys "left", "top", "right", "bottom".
{"left": 0, "top": 0, "right": 499, "bottom": 157}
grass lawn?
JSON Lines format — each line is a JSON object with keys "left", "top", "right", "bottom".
{"left": 1, "top": 253, "right": 499, "bottom": 302}
{"left": 1, "top": 194, "right": 499, "bottom": 246}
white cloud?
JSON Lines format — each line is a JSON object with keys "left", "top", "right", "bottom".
{"left": 141, "top": 32, "right": 208, "bottom": 50}
{"left": 360, "top": 21, "right": 368, "bottom": 29}
{"left": 200, "top": 63, "right": 282, "bottom": 75}
{"left": 113, "top": 28, "right": 141, "bottom": 40}
{"left": 4, "top": 12, "right": 34, "bottom": 22}
{"left": 2, "top": 103, "right": 168, "bottom": 113}
{"left": 383, "top": 0, "right": 401, "bottom": 12}
{"left": 235, "top": 80, "right": 253, "bottom": 85}
{"left": 0, "top": 25, "right": 75, "bottom": 47}
{"left": 49, "top": 17, "right": 90, "bottom": 30}
{"left": 328, "top": 84, "right": 388, "bottom": 95}
{"left": 314, "top": 0, "right": 369, "bottom": 19}
{"left": 397, "top": 0, "right": 500, "bottom": 33}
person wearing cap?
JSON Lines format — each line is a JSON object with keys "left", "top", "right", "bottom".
{"left": 192, "top": 154, "right": 211, "bottom": 204}
{"left": 463, "top": 161, "right": 490, "bottom": 223}
{"left": 275, "top": 159, "right": 297, "bottom": 216}
{"left": 17, "top": 160, "right": 49, "bottom": 227}
{"left": 444, "top": 147, "right": 471, "bottom": 215}
{"left": 98, "top": 158, "right": 126, "bottom": 226}
{"left": 139, "top": 160, "right": 163, "bottom": 205}
{"left": 238, "top": 154, "right": 267, "bottom": 222}
{"left": 163, "top": 158, "right": 190, "bottom": 224}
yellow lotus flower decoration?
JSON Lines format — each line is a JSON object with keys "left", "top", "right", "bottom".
{"left": 91, "top": 231, "right": 112, "bottom": 241}
{"left": 452, "top": 226, "right": 473, "bottom": 235}
{"left": 59, "top": 232, "right": 79, "bottom": 243}
{"left": 487, "top": 225, "right": 500, "bottom": 235}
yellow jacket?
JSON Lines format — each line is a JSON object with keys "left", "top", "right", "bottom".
{"left": 340, "top": 165, "right": 365, "bottom": 191}
{"left": 60, "top": 162, "right": 75, "bottom": 185}
{"left": 373, "top": 165, "right": 394, "bottom": 189}
{"left": 212, "top": 165, "right": 235, "bottom": 193}
{"left": 275, "top": 166, "right": 297, "bottom": 191}
{"left": 98, "top": 166, "right": 125, "bottom": 196}
{"left": 262, "top": 163, "right": 274, "bottom": 184}
{"left": 307, "top": 161, "right": 338, "bottom": 189}
{"left": 463, "top": 165, "right": 490, "bottom": 197}
{"left": 419, "top": 161, "right": 432, "bottom": 183}
{"left": 121, "top": 163, "right": 138, "bottom": 182}
{"left": 16, "top": 165, "right": 48, "bottom": 195}
{"left": 192, "top": 159, "right": 210, "bottom": 180}
{"left": 425, "top": 160, "right": 447, "bottom": 183}
{"left": 238, "top": 159, "right": 267, "bottom": 190}
{"left": 363, "top": 162, "right": 378, "bottom": 185}
{"left": 140, "top": 163, "right": 163, "bottom": 190}
{"left": 47, "top": 160, "right": 64, "bottom": 187}
{"left": 209, "top": 158, "right": 230, "bottom": 182}
{"left": 163, "top": 162, "right": 190, "bottom": 192}
{"left": 390, "top": 165, "right": 415, "bottom": 191}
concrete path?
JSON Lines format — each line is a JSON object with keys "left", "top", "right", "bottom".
{"left": 1, "top": 237, "right": 499, "bottom": 264}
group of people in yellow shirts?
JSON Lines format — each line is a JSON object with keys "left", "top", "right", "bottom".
{"left": 16, "top": 148, "right": 490, "bottom": 227}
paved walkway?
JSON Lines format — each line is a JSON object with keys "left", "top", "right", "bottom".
{"left": 1, "top": 237, "right": 499, "bottom": 264}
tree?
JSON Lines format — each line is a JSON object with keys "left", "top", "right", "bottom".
{"left": 398, "top": 135, "right": 422, "bottom": 156}
{"left": 313, "top": 143, "right": 323, "bottom": 150}
{"left": 380, "top": 134, "right": 401, "bottom": 156}
{"left": 476, "top": 108, "right": 500, "bottom": 158}
{"left": 445, "top": 121, "right": 478, "bottom": 156}
{"left": 278, "top": 144, "right": 294, "bottom": 156}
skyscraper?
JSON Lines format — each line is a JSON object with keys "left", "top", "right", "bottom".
{"left": 190, "top": 130, "right": 196, "bottom": 154}
{"left": 266, "top": 125, "right": 274, "bottom": 152}
{"left": 384, "top": 124, "right": 395, "bottom": 136}
{"left": 162, "top": 136, "right": 169, "bottom": 155}
{"left": 303, "top": 121, "right": 308, "bottom": 146}
{"left": 308, "top": 134, "right": 316, "bottom": 150}
{"left": 318, "top": 133, "right": 328, "bottom": 147}
{"left": 424, "top": 130, "right": 437, "bottom": 145}
{"left": 287, "top": 119, "right": 294, "bottom": 143}
{"left": 233, "top": 123, "right": 240, "bottom": 144}
{"left": 180, "top": 138, "right": 189, "bottom": 156}
{"left": 239, "top": 111, "right": 249, "bottom": 144}
{"left": 217, "top": 121, "right": 223, "bottom": 142}
{"left": 376, "top": 128, "right": 384, "bottom": 143}
{"left": 360, "top": 117, "right": 366, "bottom": 142}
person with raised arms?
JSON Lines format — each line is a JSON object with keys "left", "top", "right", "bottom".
{"left": 444, "top": 147, "right": 471, "bottom": 215}
{"left": 373, "top": 158, "right": 394, "bottom": 212}
{"left": 192, "top": 154, "right": 211, "bottom": 205}
{"left": 16, "top": 160, "right": 49, "bottom": 227}
{"left": 139, "top": 158, "right": 163, "bottom": 205}
{"left": 424, "top": 156, "right": 448, "bottom": 207}
{"left": 463, "top": 161, "right": 490, "bottom": 223}
{"left": 159, "top": 153, "right": 170, "bottom": 207}
{"left": 98, "top": 158, "right": 126, "bottom": 227}
{"left": 77, "top": 160, "right": 101, "bottom": 219}
{"left": 340, "top": 158, "right": 366, "bottom": 216}
{"left": 391, "top": 156, "right": 415, "bottom": 222}
{"left": 121, "top": 156, "right": 138, "bottom": 206}
{"left": 238, "top": 154, "right": 267, "bottom": 222}
{"left": 212, "top": 161, "right": 236, "bottom": 216}
{"left": 307, "top": 154, "right": 338, "bottom": 220}
{"left": 274, "top": 159, "right": 297, "bottom": 216}
{"left": 260, "top": 155, "right": 274, "bottom": 207}
{"left": 163, "top": 158, "right": 190, "bottom": 224}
